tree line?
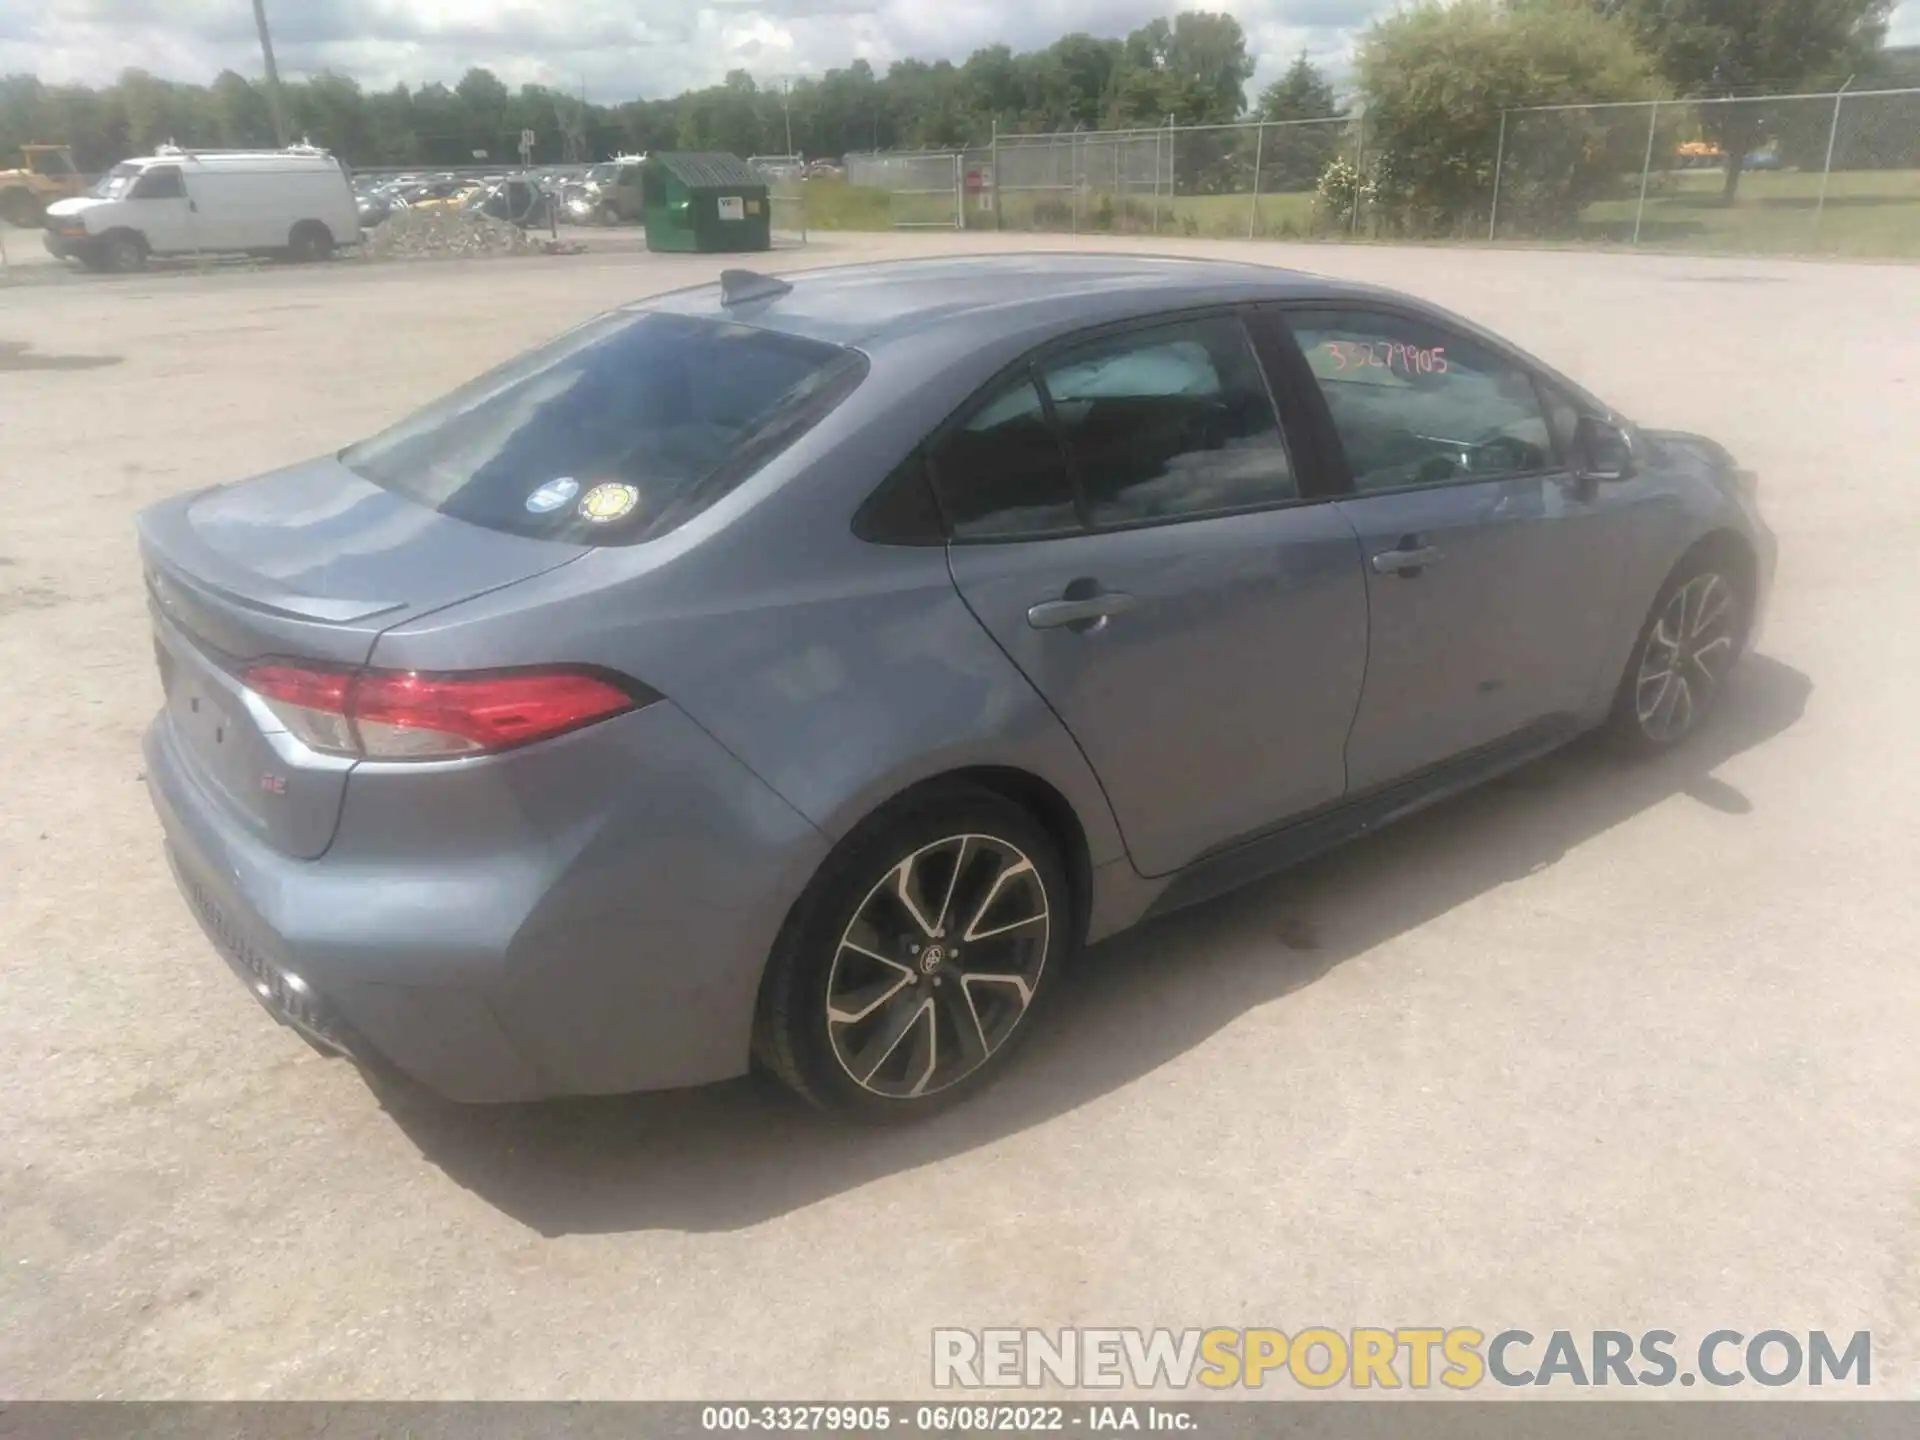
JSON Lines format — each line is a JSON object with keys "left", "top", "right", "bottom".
{"left": 1, "top": 0, "right": 1905, "bottom": 224}
{"left": 0, "top": 12, "right": 1283, "bottom": 174}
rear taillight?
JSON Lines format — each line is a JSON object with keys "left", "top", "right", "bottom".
{"left": 244, "top": 663, "right": 642, "bottom": 760}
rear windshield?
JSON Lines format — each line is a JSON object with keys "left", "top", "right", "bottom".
{"left": 340, "top": 310, "right": 865, "bottom": 544}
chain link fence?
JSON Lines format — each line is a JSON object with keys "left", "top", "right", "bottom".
{"left": 989, "top": 119, "right": 1360, "bottom": 239}
{"left": 844, "top": 149, "right": 965, "bottom": 228}
{"left": 838, "top": 85, "right": 1919, "bottom": 257}
{"left": 765, "top": 173, "right": 810, "bottom": 246}
{"left": 1492, "top": 87, "right": 1920, "bottom": 255}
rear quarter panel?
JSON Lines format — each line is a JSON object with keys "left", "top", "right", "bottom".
{"left": 366, "top": 351, "right": 1132, "bottom": 920}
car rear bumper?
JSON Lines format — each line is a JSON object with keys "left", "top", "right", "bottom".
{"left": 144, "top": 699, "right": 829, "bottom": 1102}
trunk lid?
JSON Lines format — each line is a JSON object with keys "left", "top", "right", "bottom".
{"left": 139, "top": 456, "right": 588, "bottom": 858}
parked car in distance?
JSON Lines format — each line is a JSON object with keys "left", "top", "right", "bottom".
{"left": 467, "top": 177, "right": 554, "bottom": 228}
{"left": 558, "top": 181, "right": 598, "bottom": 225}
{"left": 580, "top": 156, "right": 646, "bottom": 224}
{"left": 44, "top": 143, "right": 356, "bottom": 271}
{"left": 138, "top": 255, "right": 1774, "bottom": 1122}
{"left": 396, "top": 179, "right": 483, "bottom": 214}
{"left": 356, "top": 186, "right": 399, "bottom": 228}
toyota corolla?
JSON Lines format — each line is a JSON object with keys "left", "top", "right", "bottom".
{"left": 138, "top": 255, "right": 1774, "bottom": 1120}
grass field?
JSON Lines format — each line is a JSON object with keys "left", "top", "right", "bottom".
{"left": 802, "top": 166, "right": 1920, "bottom": 258}
{"left": 1571, "top": 166, "right": 1920, "bottom": 257}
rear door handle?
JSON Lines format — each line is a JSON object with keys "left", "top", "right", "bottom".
{"left": 1027, "top": 591, "right": 1135, "bottom": 631}
{"left": 1370, "top": 544, "right": 1440, "bottom": 576}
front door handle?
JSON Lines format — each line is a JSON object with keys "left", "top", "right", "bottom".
{"left": 1370, "top": 543, "right": 1440, "bottom": 576}
{"left": 1027, "top": 589, "right": 1135, "bottom": 632}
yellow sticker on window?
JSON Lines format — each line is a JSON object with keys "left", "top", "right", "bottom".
{"left": 578, "top": 482, "right": 640, "bottom": 523}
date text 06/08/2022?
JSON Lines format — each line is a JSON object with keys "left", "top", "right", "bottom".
{"left": 699, "top": 1404, "right": 1197, "bottom": 1432}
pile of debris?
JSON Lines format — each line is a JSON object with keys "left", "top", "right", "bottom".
{"left": 362, "top": 207, "right": 539, "bottom": 262}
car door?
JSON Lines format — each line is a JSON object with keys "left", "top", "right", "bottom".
{"left": 126, "top": 164, "right": 194, "bottom": 253}
{"left": 937, "top": 309, "right": 1369, "bottom": 878}
{"left": 1267, "top": 304, "right": 1634, "bottom": 793}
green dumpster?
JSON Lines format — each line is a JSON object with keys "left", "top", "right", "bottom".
{"left": 643, "top": 153, "right": 773, "bottom": 254}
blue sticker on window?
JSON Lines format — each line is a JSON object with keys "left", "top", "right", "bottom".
{"left": 525, "top": 477, "right": 580, "bottom": 513}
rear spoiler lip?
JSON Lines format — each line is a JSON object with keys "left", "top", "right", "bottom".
{"left": 137, "top": 489, "right": 408, "bottom": 626}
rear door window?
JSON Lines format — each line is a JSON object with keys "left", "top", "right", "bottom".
{"left": 1038, "top": 314, "right": 1298, "bottom": 526}
{"left": 927, "top": 375, "right": 1082, "bottom": 541}
{"left": 341, "top": 311, "right": 866, "bottom": 544}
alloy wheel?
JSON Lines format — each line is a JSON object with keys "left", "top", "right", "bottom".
{"left": 825, "top": 833, "right": 1051, "bottom": 1100}
{"left": 1635, "top": 571, "right": 1739, "bottom": 743}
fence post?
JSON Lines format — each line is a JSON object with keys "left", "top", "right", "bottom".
{"left": 1632, "top": 99, "right": 1660, "bottom": 245}
{"left": 1815, "top": 76, "right": 1854, "bottom": 235}
{"left": 1350, "top": 108, "right": 1366, "bottom": 236}
{"left": 955, "top": 152, "right": 965, "bottom": 231}
{"left": 1488, "top": 109, "right": 1507, "bottom": 241}
{"left": 1167, "top": 116, "right": 1176, "bottom": 231}
{"left": 1249, "top": 120, "right": 1265, "bottom": 240}
{"left": 991, "top": 118, "right": 1000, "bottom": 231}
{"left": 1071, "top": 130, "right": 1080, "bottom": 234}
{"left": 1153, "top": 127, "right": 1163, "bottom": 233}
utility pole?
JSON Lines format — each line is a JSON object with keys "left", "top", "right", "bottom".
{"left": 251, "top": 0, "right": 290, "bottom": 146}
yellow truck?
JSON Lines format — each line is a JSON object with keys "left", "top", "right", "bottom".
{"left": 0, "top": 144, "right": 87, "bottom": 227}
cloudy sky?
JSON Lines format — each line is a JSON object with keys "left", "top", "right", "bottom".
{"left": 2, "top": 0, "right": 1917, "bottom": 103}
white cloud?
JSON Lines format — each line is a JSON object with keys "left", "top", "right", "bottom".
{"left": 0, "top": 0, "right": 1911, "bottom": 105}
{"left": 0, "top": 0, "right": 1385, "bottom": 100}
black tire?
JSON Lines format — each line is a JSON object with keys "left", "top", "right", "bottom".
{"left": 1604, "top": 545, "right": 1750, "bottom": 757}
{"left": 101, "top": 230, "right": 146, "bottom": 273}
{"left": 754, "top": 785, "right": 1073, "bottom": 1123}
{"left": 287, "top": 221, "right": 334, "bottom": 262}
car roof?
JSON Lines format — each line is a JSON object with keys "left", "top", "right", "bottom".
{"left": 639, "top": 253, "right": 1385, "bottom": 352}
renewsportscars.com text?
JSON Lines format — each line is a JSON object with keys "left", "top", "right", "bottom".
{"left": 931, "top": 1328, "right": 1871, "bottom": 1391}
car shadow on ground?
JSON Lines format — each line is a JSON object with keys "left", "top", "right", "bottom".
{"left": 372, "top": 654, "right": 1812, "bottom": 1236}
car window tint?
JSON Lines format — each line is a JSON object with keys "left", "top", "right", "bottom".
{"left": 1039, "top": 315, "right": 1296, "bottom": 527}
{"left": 928, "top": 376, "right": 1080, "bottom": 540}
{"left": 340, "top": 310, "right": 865, "bottom": 545}
{"left": 131, "top": 166, "right": 185, "bottom": 200}
{"left": 1288, "top": 310, "right": 1554, "bottom": 493}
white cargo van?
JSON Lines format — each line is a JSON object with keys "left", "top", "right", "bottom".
{"left": 43, "top": 144, "right": 359, "bottom": 272}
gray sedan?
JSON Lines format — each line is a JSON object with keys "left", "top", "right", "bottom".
{"left": 137, "top": 254, "right": 1775, "bottom": 1120}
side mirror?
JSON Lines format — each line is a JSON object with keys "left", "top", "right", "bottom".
{"left": 1575, "top": 415, "right": 1638, "bottom": 482}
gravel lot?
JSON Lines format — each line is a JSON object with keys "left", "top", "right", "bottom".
{"left": 2, "top": 232, "right": 1917, "bottom": 1400}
